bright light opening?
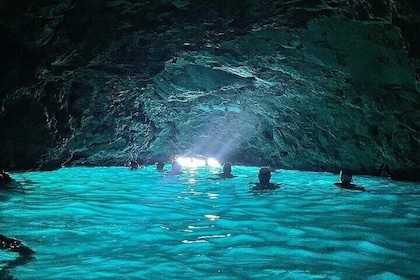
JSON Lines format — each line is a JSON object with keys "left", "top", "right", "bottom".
{"left": 176, "top": 157, "right": 220, "bottom": 168}
{"left": 207, "top": 158, "right": 221, "bottom": 167}
{"left": 176, "top": 157, "right": 206, "bottom": 168}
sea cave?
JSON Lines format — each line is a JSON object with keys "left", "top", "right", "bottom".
{"left": 0, "top": 0, "right": 419, "bottom": 181}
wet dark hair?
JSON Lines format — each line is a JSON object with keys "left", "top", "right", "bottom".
{"left": 223, "top": 162, "right": 232, "bottom": 174}
{"left": 156, "top": 160, "right": 165, "bottom": 171}
{"left": 340, "top": 169, "right": 353, "bottom": 183}
{"left": 258, "top": 167, "right": 271, "bottom": 184}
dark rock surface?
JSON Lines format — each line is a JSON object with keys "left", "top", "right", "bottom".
{"left": 0, "top": 0, "right": 419, "bottom": 181}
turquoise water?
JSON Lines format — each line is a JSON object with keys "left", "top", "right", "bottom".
{"left": 1, "top": 166, "right": 419, "bottom": 280}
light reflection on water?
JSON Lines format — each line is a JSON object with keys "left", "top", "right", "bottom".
{"left": 1, "top": 166, "right": 419, "bottom": 279}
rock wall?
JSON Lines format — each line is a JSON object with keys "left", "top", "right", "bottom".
{"left": 0, "top": 0, "right": 419, "bottom": 180}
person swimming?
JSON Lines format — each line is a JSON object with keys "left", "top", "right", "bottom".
{"left": 1, "top": 234, "right": 35, "bottom": 256}
{"left": 212, "top": 162, "right": 237, "bottom": 179}
{"left": 1, "top": 234, "right": 35, "bottom": 278}
{"left": 0, "top": 170, "right": 14, "bottom": 188}
{"left": 127, "top": 160, "right": 140, "bottom": 170}
{"left": 165, "top": 161, "right": 183, "bottom": 176}
{"left": 219, "top": 162, "right": 236, "bottom": 178}
{"left": 156, "top": 160, "right": 165, "bottom": 172}
{"left": 334, "top": 170, "right": 365, "bottom": 191}
{"left": 0, "top": 170, "right": 12, "bottom": 182}
{"left": 250, "top": 167, "right": 280, "bottom": 190}
{"left": 208, "top": 162, "right": 237, "bottom": 180}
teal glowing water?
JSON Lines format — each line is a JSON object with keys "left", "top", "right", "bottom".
{"left": 1, "top": 166, "right": 419, "bottom": 279}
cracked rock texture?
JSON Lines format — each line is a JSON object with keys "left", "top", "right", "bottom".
{"left": 0, "top": 0, "right": 419, "bottom": 181}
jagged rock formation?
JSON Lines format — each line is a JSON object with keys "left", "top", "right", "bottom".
{"left": 0, "top": 0, "right": 419, "bottom": 180}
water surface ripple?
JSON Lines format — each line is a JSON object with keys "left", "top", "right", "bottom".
{"left": 1, "top": 166, "right": 419, "bottom": 279}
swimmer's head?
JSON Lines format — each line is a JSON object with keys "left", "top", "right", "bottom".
{"left": 223, "top": 162, "right": 232, "bottom": 174}
{"left": 172, "top": 161, "right": 181, "bottom": 172}
{"left": 258, "top": 167, "right": 271, "bottom": 185}
{"left": 339, "top": 170, "right": 353, "bottom": 184}
{"left": 156, "top": 160, "right": 165, "bottom": 171}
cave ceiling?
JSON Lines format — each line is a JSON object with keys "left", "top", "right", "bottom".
{"left": 0, "top": 0, "right": 419, "bottom": 180}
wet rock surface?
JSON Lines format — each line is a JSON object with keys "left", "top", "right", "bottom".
{"left": 0, "top": 0, "right": 419, "bottom": 181}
